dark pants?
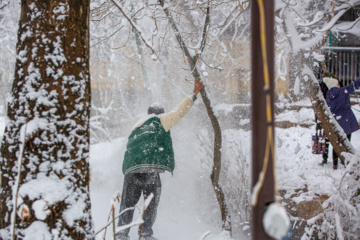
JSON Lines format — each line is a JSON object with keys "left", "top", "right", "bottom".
{"left": 322, "top": 138, "right": 330, "bottom": 162}
{"left": 117, "top": 173, "right": 161, "bottom": 237}
{"left": 332, "top": 134, "right": 352, "bottom": 166}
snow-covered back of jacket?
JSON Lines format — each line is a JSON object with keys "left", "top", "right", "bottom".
{"left": 326, "top": 78, "right": 360, "bottom": 135}
{"left": 122, "top": 96, "right": 195, "bottom": 176}
{"left": 122, "top": 116, "right": 175, "bottom": 176}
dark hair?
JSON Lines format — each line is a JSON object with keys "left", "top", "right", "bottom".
{"left": 148, "top": 105, "right": 164, "bottom": 115}
{"left": 319, "top": 81, "right": 328, "bottom": 98}
{"left": 323, "top": 71, "right": 336, "bottom": 78}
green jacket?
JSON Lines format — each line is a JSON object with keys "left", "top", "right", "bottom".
{"left": 122, "top": 116, "right": 175, "bottom": 176}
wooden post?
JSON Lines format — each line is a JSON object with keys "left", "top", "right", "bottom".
{"left": 251, "top": 0, "right": 275, "bottom": 239}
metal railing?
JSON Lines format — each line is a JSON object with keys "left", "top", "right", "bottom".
{"left": 323, "top": 47, "right": 360, "bottom": 87}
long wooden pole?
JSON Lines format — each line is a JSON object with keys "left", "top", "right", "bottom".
{"left": 251, "top": 0, "right": 275, "bottom": 239}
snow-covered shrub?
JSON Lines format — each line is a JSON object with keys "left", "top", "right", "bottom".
{"left": 303, "top": 152, "right": 360, "bottom": 239}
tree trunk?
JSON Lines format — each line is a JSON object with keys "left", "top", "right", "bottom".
{"left": 158, "top": 0, "right": 231, "bottom": 233}
{"left": 0, "top": 0, "right": 94, "bottom": 239}
{"left": 304, "top": 65, "right": 354, "bottom": 165}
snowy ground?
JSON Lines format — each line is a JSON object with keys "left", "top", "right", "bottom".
{"left": 276, "top": 99, "right": 360, "bottom": 197}
{"left": 89, "top": 97, "right": 360, "bottom": 240}
{"left": 0, "top": 97, "right": 359, "bottom": 240}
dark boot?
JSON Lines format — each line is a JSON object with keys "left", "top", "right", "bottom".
{"left": 333, "top": 158, "right": 338, "bottom": 170}
{"left": 322, "top": 153, "right": 328, "bottom": 163}
{"left": 320, "top": 154, "right": 327, "bottom": 165}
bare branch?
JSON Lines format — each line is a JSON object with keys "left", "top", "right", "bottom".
{"left": 90, "top": 26, "right": 124, "bottom": 48}
{"left": 217, "top": 4, "right": 242, "bottom": 28}
{"left": 158, "top": 0, "right": 193, "bottom": 64}
{"left": 313, "top": 2, "right": 360, "bottom": 32}
{"left": 335, "top": 16, "right": 360, "bottom": 31}
{"left": 280, "top": 0, "right": 297, "bottom": 7}
{"left": 109, "top": 0, "right": 158, "bottom": 56}
{"left": 95, "top": 207, "right": 135, "bottom": 235}
{"left": 199, "top": 1, "right": 211, "bottom": 55}
{"left": 0, "top": 0, "right": 10, "bottom": 10}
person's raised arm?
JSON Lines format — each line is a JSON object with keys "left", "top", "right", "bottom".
{"left": 355, "top": 78, "right": 360, "bottom": 89}
{"left": 342, "top": 78, "right": 360, "bottom": 94}
{"left": 160, "top": 78, "right": 205, "bottom": 132}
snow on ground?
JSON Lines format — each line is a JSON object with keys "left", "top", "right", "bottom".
{"left": 276, "top": 99, "right": 360, "bottom": 202}
{"left": 0, "top": 97, "right": 359, "bottom": 240}
{"left": 90, "top": 97, "right": 360, "bottom": 240}
{"left": 276, "top": 107, "right": 315, "bottom": 124}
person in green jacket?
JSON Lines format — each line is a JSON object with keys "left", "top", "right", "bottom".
{"left": 117, "top": 79, "right": 205, "bottom": 240}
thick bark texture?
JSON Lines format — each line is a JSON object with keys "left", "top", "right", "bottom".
{"left": 304, "top": 65, "right": 354, "bottom": 165}
{"left": 0, "top": 0, "right": 93, "bottom": 239}
{"left": 158, "top": 0, "right": 231, "bottom": 233}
